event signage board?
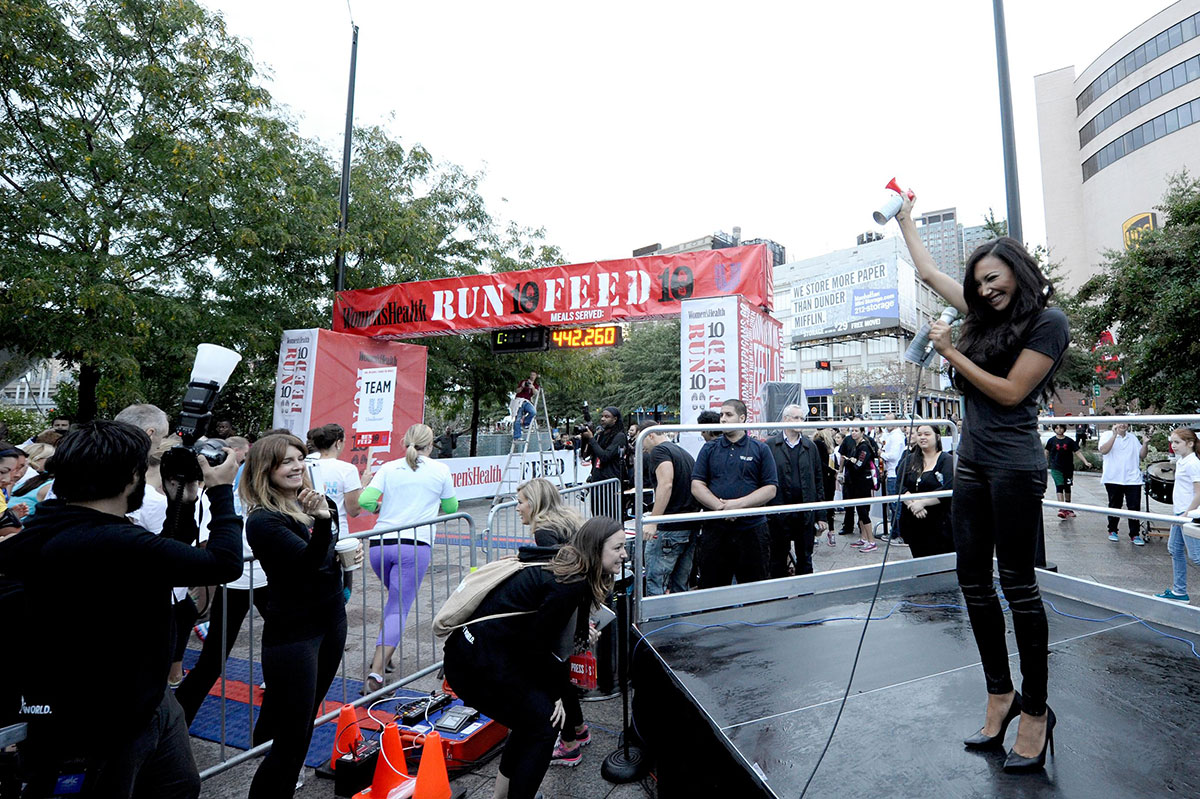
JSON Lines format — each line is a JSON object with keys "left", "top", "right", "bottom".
{"left": 446, "top": 451, "right": 584, "bottom": 501}
{"left": 332, "top": 245, "right": 772, "bottom": 338}
{"left": 678, "top": 296, "right": 781, "bottom": 456}
{"left": 272, "top": 328, "right": 427, "bottom": 532}
{"left": 788, "top": 256, "right": 919, "bottom": 344}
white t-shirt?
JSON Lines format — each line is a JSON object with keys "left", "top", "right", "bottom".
{"left": 127, "top": 484, "right": 168, "bottom": 534}
{"left": 1173, "top": 452, "right": 1200, "bottom": 516}
{"left": 1100, "top": 431, "right": 1143, "bottom": 485}
{"left": 196, "top": 490, "right": 266, "bottom": 590}
{"left": 305, "top": 454, "right": 363, "bottom": 536}
{"left": 367, "top": 456, "right": 456, "bottom": 545}
{"left": 882, "top": 429, "right": 906, "bottom": 476}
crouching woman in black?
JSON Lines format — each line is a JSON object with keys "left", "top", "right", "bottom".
{"left": 443, "top": 516, "right": 627, "bottom": 799}
{"left": 242, "top": 433, "right": 357, "bottom": 797}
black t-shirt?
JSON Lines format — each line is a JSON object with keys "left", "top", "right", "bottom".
{"left": 842, "top": 438, "right": 875, "bottom": 488}
{"left": 1045, "top": 435, "right": 1079, "bottom": 472}
{"left": 958, "top": 307, "right": 1070, "bottom": 469}
{"left": 648, "top": 441, "right": 698, "bottom": 531}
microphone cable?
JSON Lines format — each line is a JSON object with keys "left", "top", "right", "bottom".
{"left": 799, "top": 362, "right": 926, "bottom": 798}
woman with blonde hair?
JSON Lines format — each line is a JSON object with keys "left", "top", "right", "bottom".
{"left": 358, "top": 423, "right": 458, "bottom": 693}
{"left": 516, "top": 477, "right": 583, "bottom": 547}
{"left": 242, "top": 433, "right": 360, "bottom": 797}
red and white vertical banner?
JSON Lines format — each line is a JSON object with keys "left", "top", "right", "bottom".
{"left": 737, "top": 299, "right": 783, "bottom": 424}
{"left": 679, "top": 297, "right": 739, "bottom": 456}
{"left": 273, "top": 328, "right": 427, "bottom": 533}
{"left": 273, "top": 329, "right": 319, "bottom": 436}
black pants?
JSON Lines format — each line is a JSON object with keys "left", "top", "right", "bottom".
{"left": 175, "top": 585, "right": 272, "bottom": 726}
{"left": 248, "top": 614, "right": 348, "bottom": 798}
{"left": 841, "top": 481, "right": 872, "bottom": 536}
{"left": 559, "top": 683, "right": 584, "bottom": 743}
{"left": 768, "top": 512, "right": 815, "bottom": 578}
{"left": 443, "top": 642, "right": 556, "bottom": 799}
{"left": 952, "top": 458, "right": 1050, "bottom": 716}
{"left": 21, "top": 691, "right": 199, "bottom": 799}
{"left": 170, "top": 596, "right": 198, "bottom": 664}
{"left": 697, "top": 523, "right": 769, "bottom": 588}
{"left": 1105, "top": 483, "right": 1142, "bottom": 537}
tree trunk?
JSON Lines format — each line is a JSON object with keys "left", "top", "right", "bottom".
{"left": 78, "top": 362, "right": 100, "bottom": 422}
{"left": 469, "top": 380, "right": 481, "bottom": 457}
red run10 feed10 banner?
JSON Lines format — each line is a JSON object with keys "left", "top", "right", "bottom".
{"left": 333, "top": 244, "right": 773, "bottom": 337}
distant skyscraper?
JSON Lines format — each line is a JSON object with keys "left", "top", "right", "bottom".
{"left": 916, "top": 208, "right": 965, "bottom": 282}
{"left": 961, "top": 223, "right": 994, "bottom": 262}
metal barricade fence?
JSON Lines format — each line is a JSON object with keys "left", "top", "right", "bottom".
{"left": 631, "top": 419, "right": 962, "bottom": 624}
{"left": 198, "top": 512, "right": 475, "bottom": 781}
{"left": 483, "top": 478, "right": 622, "bottom": 564}
{"left": 1037, "top": 414, "right": 1200, "bottom": 533}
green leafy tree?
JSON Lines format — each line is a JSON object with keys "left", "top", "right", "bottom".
{"left": 0, "top": 0, "right": 337, "bottom": 421}
{"left": 606, "top": 320, "right": 680, "bottom": 414}
{"left": 1075, "top": 171, "right": 1200, "bottom": 412}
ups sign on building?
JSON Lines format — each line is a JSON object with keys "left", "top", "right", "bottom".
{"left": 1122, "top": 212, "right": 1158, "bottom": 250}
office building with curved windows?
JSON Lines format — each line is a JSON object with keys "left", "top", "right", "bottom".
{"left": 1035, "top": 1, "right": 1200, "bottom": 288}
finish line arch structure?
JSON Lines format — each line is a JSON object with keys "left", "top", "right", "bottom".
{"left": 333, "top": 243, "right": 783, "bottom": 442}
{"left": 271, "top": 245, "right": 782, "bottom": 512}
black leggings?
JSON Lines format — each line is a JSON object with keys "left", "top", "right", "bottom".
{"left": 841, "top": 481, "right": 872, "bottom": 535}
{"left": 248, "top": 615, "right": 348, "bottom": 798}
{"left": 444, "top": 642, "right": 556, "bottom": 799}
{"left": 171, "top": 596, "right": 198, "bottom": 664}
{"left": 175, "top": 585, "right": 272, "bottom": 726}
{"left": 952, "top": 458, "right": 1049, "bottom": 716}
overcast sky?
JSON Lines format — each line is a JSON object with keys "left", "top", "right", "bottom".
{"left": 204, "top": 0, "right": 1164, "bottom": 268}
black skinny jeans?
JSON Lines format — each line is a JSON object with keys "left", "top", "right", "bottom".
{"left": 248, "top": 614, "right": 348, "bottom": 798}
{"left": 952, "top": 458, "right": 1050, "bottom": 717}
{"left": 841, "top": 480, "right": 872, "bottom": 535}
{"left": 175, "top": 585, "right": 272, "bottom": 726}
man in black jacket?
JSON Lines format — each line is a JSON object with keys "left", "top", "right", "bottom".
{"left": 0, "top": 421, "right": 243, "bottom": 798}
{"left": 580, "top": 406, "right": 625, "bottom": 518}
{"left": 766, "top": 405, "right": 827, "bottom": 577}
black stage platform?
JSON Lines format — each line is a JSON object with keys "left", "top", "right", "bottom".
{"left": 631, "top": 554, "right": 1200, "bottom": 799}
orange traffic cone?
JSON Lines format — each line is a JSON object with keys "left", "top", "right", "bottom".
{"left": 354, "top": 723, "right": 411, "bottom": 798}
{"left": 413, "top": 730, "right": 451, "bottom": 799}
{"left": 331, "top": 704, "right": 363, "bottom": 769}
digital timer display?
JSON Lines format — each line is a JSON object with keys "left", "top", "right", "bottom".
{"left": 549, "top": 325, "right": 623, "bottom": 349}
{"left": 490, "top": 327, "right": 548, "bottom": 353}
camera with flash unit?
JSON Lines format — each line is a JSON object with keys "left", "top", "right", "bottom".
{"left": 173, "top": 344, "right": 242, "bottom": 467}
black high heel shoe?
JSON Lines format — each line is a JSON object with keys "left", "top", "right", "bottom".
{"left": 1003, "top": 707, "right": 1056, "bottom": 773}
{"left": 963, "top": 692, "right": 1021, "bottom": 749}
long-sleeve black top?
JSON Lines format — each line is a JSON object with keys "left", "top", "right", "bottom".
{"left": 445, "top": 566, "right": 592, "bottom": 701}
{"left": 0, "top": 486, "right": 244, "bottom": 753}
{"left": 245, "top": 501, "right": 344, "bottom": 645}
{"left": 582, "top": 426, "right": 625, "bottom": 484}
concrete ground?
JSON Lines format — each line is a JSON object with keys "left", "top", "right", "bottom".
{"left": 195, "top": 472, "right": 1187, "bottom": 798}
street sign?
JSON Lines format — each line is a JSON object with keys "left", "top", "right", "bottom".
{"left": 1092, "top": 385, "right": 1101, "bottom": 397}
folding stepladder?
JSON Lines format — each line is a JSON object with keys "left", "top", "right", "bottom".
{"left": 492, "top": 382, "right": 564, "bottom": 505}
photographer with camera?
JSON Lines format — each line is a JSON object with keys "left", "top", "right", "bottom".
{"left": 579, "top": 405, "right": 625, "bottom": 519}
{"left": 0, "top": 421, "right": 243, "bottom": 798}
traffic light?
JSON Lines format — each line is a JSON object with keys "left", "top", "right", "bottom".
{"left": 815, "top": 360, "right": 831, "bottom": 370}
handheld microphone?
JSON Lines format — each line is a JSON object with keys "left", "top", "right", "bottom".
{"left": 904, "top": 306, "right": 960, "bottom": 367}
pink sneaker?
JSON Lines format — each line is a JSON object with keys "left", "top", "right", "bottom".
{"left": 859, "top": 542, "right": 879, "bottom": 553}
{"left": 850, "top": 539, "right": 867, "bottom": 548}
{"left": 550, "top": 739, "right": 582, "bottom": 767}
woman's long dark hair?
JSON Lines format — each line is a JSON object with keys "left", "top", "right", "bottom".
{"left": 905, "top": 425, "right": 943, "bottom": 482}
{"left": 548, "top": 515, "right": 621, "bottom": 607}
{"left": 954, "top": 237, "right": 1056, "bottom": 399}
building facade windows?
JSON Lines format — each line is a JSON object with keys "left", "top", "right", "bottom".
{"left": 1082, "top": 96, "right": 1200, "bottom": 181}
{"left": 1076, "top": 11, "right": 1200, "bottom": 114}
{"left": 1080, "top": 53, "right": 1200, "bottom": 147}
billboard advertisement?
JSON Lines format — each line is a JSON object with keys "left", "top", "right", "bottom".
{"left": 790, "top": 259, "right": 918, "bottom": 343}
{"left": 332, "top": 245, "right": 773, "bottom": 338}
{"left": 272, "top": 328, "right": 427, "bottom": 533}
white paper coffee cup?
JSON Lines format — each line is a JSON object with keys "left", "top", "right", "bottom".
{"left": 335, "top": 538, "right": 360, "bottom": 571}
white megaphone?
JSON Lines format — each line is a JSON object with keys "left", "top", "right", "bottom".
{"left": 872, "top": 178, "right": 912, "bottom": 225}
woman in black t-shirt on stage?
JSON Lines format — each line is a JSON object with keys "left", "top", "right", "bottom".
{"left": 897, "top": 192, "right": 1069, "bottom": 774}
{"left": 241, "top": 433, "right": 362, "bottom": 797}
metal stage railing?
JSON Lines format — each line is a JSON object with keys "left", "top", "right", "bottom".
{"left": 197, "top": 511, "right": 476, "bottom": 780}
{"left": 630, "top": 419, "right": 961, "bottom": 624}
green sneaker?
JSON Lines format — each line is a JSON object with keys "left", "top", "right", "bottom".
{"left": 1154, "top": 589, "right": 1190, "bottom": 601}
